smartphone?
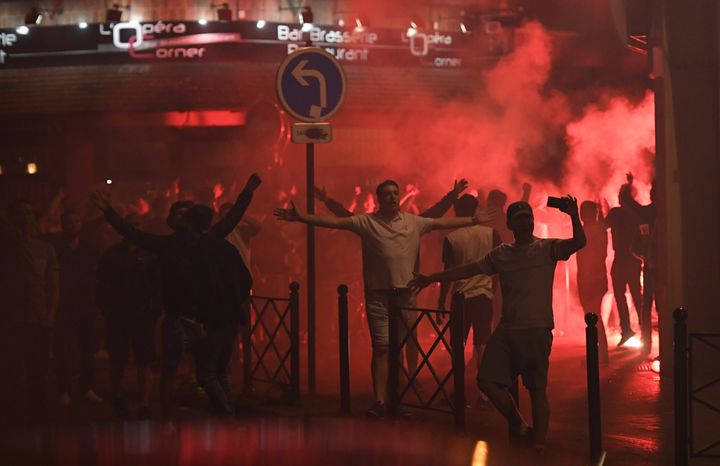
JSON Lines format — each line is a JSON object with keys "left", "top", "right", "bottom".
{"left": 547, "top": 196, "right": 565, "bottom": 209}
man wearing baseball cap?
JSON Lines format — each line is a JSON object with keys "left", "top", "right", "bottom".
{"left": 410, "top": 196, "right": 586, "bottom": 455}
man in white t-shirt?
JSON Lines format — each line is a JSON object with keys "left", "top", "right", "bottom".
{"left": 438, "top": 194, "right": 501, "bottom": 383}
{"left": 410, "top": 197, "right": 586, "bottom": 454}
{"left": 274, "top": 180, "right": 495, "bottom": 417}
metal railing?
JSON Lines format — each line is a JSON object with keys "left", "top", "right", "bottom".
{"left": 242, "top": 282, "right": 300, "bottom": 403}
{"left": 674, "top": 308, "right": 720, "bottom": 465}
{"left": 387, "top": 289, "right": 467, "bottom": 430}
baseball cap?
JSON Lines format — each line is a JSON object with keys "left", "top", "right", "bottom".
{"left": 506, "top": 201, "right": 533, "bottom": 220}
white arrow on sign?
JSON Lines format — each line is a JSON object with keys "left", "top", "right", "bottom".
{"left": 291, "top": 59, "right": 327, "bottom": 119}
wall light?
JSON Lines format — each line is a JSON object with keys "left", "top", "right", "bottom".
{"left": 79, "top": 21, "right": 88, "bottom": 29}
{"left": 26, "top": 163, "right": 38, "bottom": 175}
{"left": 16, "top": 25, "right": 30, "bottom": 35}
{"left": 198, "top": 18, "right": 208, "bottom": 25}
{"left": 298, "top": 6, "right": 313, "bottom": 24}
{"left": 24, "top": 8, "right": 42, "bottom": 25}
{"left": 256, "top": 19, "right": 266, "bottom": 28}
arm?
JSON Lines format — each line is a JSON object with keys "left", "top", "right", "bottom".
{"left": 420, "top": 179, "right": 468, "bottom": 218}
{"left": 409, "top": 259, "right": 494, "bottom": 292}
{"left": 274, "top": 201, "right": 355, "bottom": 230}
{"left": 91, "top": 190, "right": 166, "bottom": 253}
{"left": 315, "top": 185, "right": 353, "bottom": 217}
{"left": 430, "top": 207, "right": 496, "bottom": 231}
{"left": 553, "top": 195, "right": 587, "bottom": 260}
{"left": 211, "top": 173, "right": 261, "bottom": 238}
{"left": 520, "top": 182, "right": 532, "bottom": 203}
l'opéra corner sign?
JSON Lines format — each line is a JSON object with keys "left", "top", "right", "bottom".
{"left": 276, "top": 47, "right": 346, "bottom": 125}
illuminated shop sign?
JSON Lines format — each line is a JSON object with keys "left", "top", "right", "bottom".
{"left": 0, "top": 19, "right": 514, "bottom": 69}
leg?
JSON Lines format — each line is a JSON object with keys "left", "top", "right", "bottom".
{"left": 364, "top": 290, "right": 390, "bottom": 406}
{"left": 159, "top": 316, "right": 183, "bottom": 417}
{"left": 79, "top": 316, "right": 99, "bottom": 397}
{"left": 54, "top": 321, "right": 72, "bottom": 398}
{"left": 640, "top": 265, "right": 656, "bottom": 352}
{"left": 529, "top": 389, "right": 550, "bottom": 447}
{"left": 195, "top": 326, "right": 234, "bottom": 417}
{"left": 627, "top": 259, "right": 643, "bottom": 329}
{"left": 611, "top": 262, "right": 633, "bottom": 338}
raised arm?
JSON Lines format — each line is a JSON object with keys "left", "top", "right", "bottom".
{"left": 274, "top": 201, "right": 355, "bottom": 230}
{"left": 91, "top": 190, "right": 166, "bottom": 254}
{"left": 430, "top": 207, "right": 497, "bottom": 231}
{"left": 553, "top": 195, "right": 587, "bottom": 260}
{"left": 315, "top": 186, "right": 353, "bottom": 217}
{"left": 211, "top": 173, "right": 261, "bottom": 238}
{"left": 421, "top": 179, "right": 468, "bottom": 218}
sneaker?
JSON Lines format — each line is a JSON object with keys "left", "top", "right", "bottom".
{"left": 365, "top": 401, "right": 385, "bottom": 418}
{"left": 137, "top": 406, "right": 152, "bottom": 420}
{"left": 58, "top": 392, "right": 71, "bottom": 407}
{"left": 618, "top": 331, "right": 635, "bottom": 347}
{"left": 85, "top": 389, "right": 104, "bottom": 403}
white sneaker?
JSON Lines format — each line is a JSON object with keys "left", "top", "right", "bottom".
{"left": 84, "top": 389, "right": 103, "bottom": 403}
{"left": 59, "top": 391, "right": 71, "bottom": 407}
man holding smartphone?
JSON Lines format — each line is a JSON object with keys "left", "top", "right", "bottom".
{"left": 409, "top": 196, "right": 586, "bottom": 455}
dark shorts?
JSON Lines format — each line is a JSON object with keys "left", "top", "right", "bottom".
{"left": 107, "top": 314, "right": 158, "bottom": 366}
{"left": 478, "top": 327, "right": 553, "bottom": 390}
{"left": 463, "top": 294, "right": 493, "bottom": 346}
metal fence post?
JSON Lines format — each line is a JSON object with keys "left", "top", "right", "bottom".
{"left": 338, "top": 284, "right": 351, "bottom": 414}
{"left": 290, "top": 282, "right": 301, "bottom": 403}
{"left": 674, "top": 307, "right": 688, "bottom": 466}
{"left": 387, "top": 288, "right": 401, "bottom": 418}
{"left": 585, "top": 313, "right": 606, "bottom": 465}
{"left": 450, "top": 292, "right": 466, "bottom": 432}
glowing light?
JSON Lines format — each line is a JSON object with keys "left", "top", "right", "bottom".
{"left": 79, "top": 21, "right": 88, "bottom": 29}
{"left": 624, "top": 336, "right": 644, "bottom": 348}
{"left": 106, "top": 179, "right": 113, "bottom": 185}
{"left": 256, "top": 20, "right": 266, "bottom": 29}
{"left": 460, "top": 22, "right": 469, "bottom": 34}
{"left": 301, "top": 22, "right": 313, "bottom": 32}
{"left": 26, "top": 163, "right": 37, "bottom": 174}
{"left": 410, "top": 21, "right": 418, "bottom": 29}
{"left": 0, "top": 164, "right": 3, "bottom": 175}
{"left": 406, "top": 27, "right": 417, "bottom": 37}
{"left": 338, "top": 19, "right": 345, "bottom": 27}
{"left": 354, "top": 18, "right": 364, "bottom": 32}
{"left": 433, "top": 21, "right": 439, "bottom": 31}
{"left": 198, "top": 18, "right": 208, "bottom": 25}
{"left": 472, "top": 441, "right": 489, "bottom": 466}
{"left": 651, "top": 358, "right": 660, "bottom": 373}
{"left": 16, "top": 26, "right": 29, "bottom": 35}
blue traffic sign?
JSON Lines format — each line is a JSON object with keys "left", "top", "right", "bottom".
{"left": 276, "top": 47, "right": 346, "bottom": 122}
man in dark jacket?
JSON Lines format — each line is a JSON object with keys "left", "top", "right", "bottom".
{"left": 91, "top": 173, "right": 261, "bottom": 416}
{"left": 186, "top": 204, "right": 253, "bottom": 416}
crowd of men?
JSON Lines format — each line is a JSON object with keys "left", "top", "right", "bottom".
{"left": 0, "top": 170, "right": 656, "bottom": 456}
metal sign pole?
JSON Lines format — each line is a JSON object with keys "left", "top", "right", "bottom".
{"left": 307, "top": 141, "right": 316, "bottom": 395}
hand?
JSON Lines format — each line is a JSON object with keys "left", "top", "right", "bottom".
{"left": 626, "top": 172, "right": 634, "bottom": 184}
{"left": 436, "top": 301, "right": 446, "bottom": 324}
{"left": 522, "top": 182, "right": 532, "bottom": 194}
{"left": 244, "top": 173, "right": 262, "bottom": 192}
{"left": 273, "top": 201, "right": 302, "bottom": 222}
{"left": 473, "top": 207, "right": 498, "bottom": 225}
{"left": 452, "top": 179, "right": 469, "bottom": 197}
{"left": 90, "top": 190, "right": 112, "bottom": 210}
{"left": 314, "top": 185, "right": 328, "bottom": 202}
{"left": 559, "top": 195, "right": 579, "bottom": 217}
{"left": 408, "top": 272, "right": 432, "bottom": 293}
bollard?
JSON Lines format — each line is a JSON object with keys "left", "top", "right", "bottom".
{"left": 585, "top": 313, "right": 606, "bottom": 465}
{"left": 387, "top": 289, "right": 401, "bottom": 418}
{"left": 338, "top": 284, "right": 351, "bottom": 414}
{"left": 674, "top": 308, "right": 688, "bottom": 466}
{"left": 450, "top": 292, "right": 466, "bottom": 432}
{"left": 289, "top": 282, "right": 301, "bottom": 403}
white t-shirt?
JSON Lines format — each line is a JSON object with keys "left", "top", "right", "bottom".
{"left": 349, "top": 212, "right": 433, "bottom": 290}
{"left": 479, "top": 237, "right": 569, "bottom": 330}
{"left": 443, "top": 225, "right": 497, "bottom": 300}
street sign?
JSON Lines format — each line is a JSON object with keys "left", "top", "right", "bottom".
{"left": 276, "top": 47, "right": 346, "bottom": 122}
{"left": 291, "top": 123, "right": 332, "bottom": 144}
